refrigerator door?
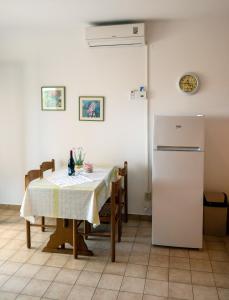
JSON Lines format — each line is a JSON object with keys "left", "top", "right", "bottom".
{"left": 154, "top": 115, "right": 205, "bottom": 150}
{"left": 152, "top": 150, "right": 204, "bottom": 248}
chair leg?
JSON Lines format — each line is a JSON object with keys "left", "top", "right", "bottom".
{"left": 118, "top": 201, "right": 122, "bottom": 243}
{"left": 26, "top": 220, "right": 31, "bottom": 248}
{"left": 118, "top": 215, "right": 122, "bottom": 243}
{"left": 111, "top": 218, "right": 115, "bottom": 262}
{"left": 84, "top": 221, "right": 91, "bottom": 240}
{"left": 124, "top": 202, "right": 128, "bottom": 223}
{"left": 73, "top": 220, "right": 78, "bottom": 259}
{"left": 111, "top": 235, "right": 115, "bottom": 262}
{"left": 41, "top": 216, "right": 45, "bottom": 232}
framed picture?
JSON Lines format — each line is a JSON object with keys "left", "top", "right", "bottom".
{"left": 79, "top": 96, "right": 104, "bottom": 121}
{"left": 41, "top": 86, "right": 65, "bottom": 111}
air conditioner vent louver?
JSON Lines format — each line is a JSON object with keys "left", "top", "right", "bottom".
{"left": 86, "top": 23, "right": 145, "bottom": 47}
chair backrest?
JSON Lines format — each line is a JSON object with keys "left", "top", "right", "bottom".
{"left": 118, "top": 161, "right": 127, "bottom": 177}
{"left": 118, "top": 161, "right": 128, "bottom": 194}
{"left": 40, "top": 159, "right": 55, "bottom": 179}
{"left": 25, "top": 169, "right": 41, "bottom": 190}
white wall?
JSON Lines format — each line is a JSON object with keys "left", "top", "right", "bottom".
{"left": 0, "top": 62, "right": 25, "bottom": 204}
{"left": 1, "top": 18, "right": 229, "bottom": 212}
{"left": 0, "top": 27, "right": 148, "bottom": 214}
{"left": 148, "top": 18, "right": 229, "bottom": 196}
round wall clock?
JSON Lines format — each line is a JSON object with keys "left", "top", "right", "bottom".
{"left": 178, "top": 73, "right": 199, "bottom": 95}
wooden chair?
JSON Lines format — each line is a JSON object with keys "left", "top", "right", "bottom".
{"left": 84, "top": 161, "right": 128, "bottom": 240}
{"left": 119, "top": 161, "right": 128, "bottom": 223}
{"left": 40, "top": 159, "right": 55, "bottom": 232}
{"left": 40, "top": 159, "right": 55, "bottom": 178}
{"left": 25, "top": 169, "right": 55, "bottom": 248}
{"left": 84, "top": 177, "right": 122, "bottom": 262}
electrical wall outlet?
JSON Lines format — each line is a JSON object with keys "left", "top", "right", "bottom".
{"left": 130, "top": 86, "right": 146, "bottom": 100}
{"left": 144, "top": 207, "right": 151, "bottom": 214}
{"left": 144, "top": 192, "right": 151, "bottom": 201}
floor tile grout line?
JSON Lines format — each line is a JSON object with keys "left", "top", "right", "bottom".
{"left": 113, "top": 221, "right": 140, "bottom": 299}
{"left": 188, "top": 245, "right": 194, "bottom": 300}
{"left": 73, "top": 244, "right": 111, "bottom": 300}
{"left": 90, "top": 264, "right": 108, "bottom": 299}
{"left": 208, "top": 243, "right": 221, "bottom": 300}
{"left": 134, "top": 222, "right": 145, "bottom": 300}
{"left": 66, "top": 265, "right": 88, "bottom": 299}
{"left": 18, "top": 276, "right": 51, "bottom": 299}
{"left": 190, "top": 263, "right": 195, "bottom": 300}
{"left": 0, "top": 259, "right": 35, "bottom": 294}
{"left": 1, "top": 211, "right": 229, "bottom": 300}
{"left": 0, "top": 272, "right": 33, "bottom": 295}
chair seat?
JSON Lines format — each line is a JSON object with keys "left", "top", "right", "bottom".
{"left": 99, "top": 202, "right": 111, "bottom": 217}
{"left": 99, "top": 202, "right": 120, "bottom": 225}
{"left": 104, "top": 192, "right": 124, "bottom": 205}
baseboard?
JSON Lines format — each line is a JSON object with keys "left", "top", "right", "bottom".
{"left": 128, "top": 214, "right": 151, "bottom": 221}
{"left": 0, "top": 204, "right": 20, "bottom": 210}
{"left": 0, "top": 205, "right": 152, "bottom": 222}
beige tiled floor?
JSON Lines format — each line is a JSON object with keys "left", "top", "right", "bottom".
{"left": 0, "top": 207, "right": 229, "bottom": 299}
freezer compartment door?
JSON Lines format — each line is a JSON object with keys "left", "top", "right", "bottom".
{"left": 152, "top": 151, "right": 204, "bottom": 248}
{"left": 154, "top": 115, "right": 205, "bottom": 150}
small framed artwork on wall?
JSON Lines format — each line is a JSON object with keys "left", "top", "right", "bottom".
{"left": 41, "top": 86, "right": 65, "bottom": 111}
{"left": 79, "top": 96, "right": 104, "bottom": 121}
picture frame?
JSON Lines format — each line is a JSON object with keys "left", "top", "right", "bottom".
{"left": 79, "top": 96, "right": 104, "bottom": 121}
{"left": 41, "top": 86, "right": 65, "bottom": 111}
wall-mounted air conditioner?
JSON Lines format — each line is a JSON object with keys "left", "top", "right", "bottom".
{"left": 85, "top": 23, "right": 145, "bottom": 47}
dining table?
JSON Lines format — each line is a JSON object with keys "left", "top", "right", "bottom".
{"left": 20, "top": 166, "right": 117, "bottom": 258}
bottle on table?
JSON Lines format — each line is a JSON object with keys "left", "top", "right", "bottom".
{"left": 68, "top": 150, "right": 75, "bottom": 176}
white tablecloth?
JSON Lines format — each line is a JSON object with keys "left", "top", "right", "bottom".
{"left": 20, "top": 167, "right": 116, "bottom": 225}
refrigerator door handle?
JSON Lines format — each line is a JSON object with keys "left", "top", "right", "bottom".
{"left": 156, "top": 146, "right": 202, "bottom": 152}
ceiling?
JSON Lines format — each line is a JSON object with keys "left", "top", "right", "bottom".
{"left": 0, "top": 0, "right": 229, "bottom": 29}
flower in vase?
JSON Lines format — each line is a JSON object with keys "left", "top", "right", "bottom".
{"left": 73, "top": 147, "right": 85, "bottom": 167}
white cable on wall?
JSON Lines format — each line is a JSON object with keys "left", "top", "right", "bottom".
{"left": 145, "top": 44, "right": 151, "bottom": 194}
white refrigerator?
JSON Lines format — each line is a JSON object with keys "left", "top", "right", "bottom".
{"left": 152, "top": 115, "right": 205, "bottom": 248}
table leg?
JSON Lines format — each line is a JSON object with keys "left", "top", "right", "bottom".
{"left": 26, "top": 220, "right": 31, "bottom": 248}
{"left": 73, "top": 220, "right": 78, "bottom": 258}
{"left": 41, "top": 216, "right": 45, "bottom": 232}
{"left": 42, "top": 218, "right": 93, "bottom": 257}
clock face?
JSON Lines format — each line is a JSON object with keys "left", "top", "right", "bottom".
{"left": 179, "top": 73, "right": 199, "bottom": 94}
